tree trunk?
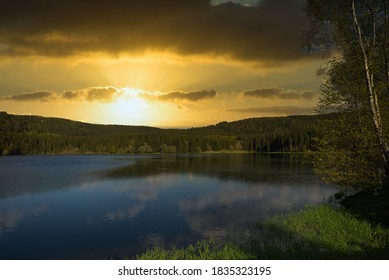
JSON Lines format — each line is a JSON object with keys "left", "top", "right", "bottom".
{"left": 383, "top": 0, "right": 389, "bottom": 93}
{"left": 352, "top": 0, "right": 389, "bottom": 178}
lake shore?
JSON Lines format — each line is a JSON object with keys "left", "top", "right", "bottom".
{"left": 1, "top": 150, "right": 312, "bottom": 156}
{"left": 136, "top": 189, "right": 389, "bottom": 260}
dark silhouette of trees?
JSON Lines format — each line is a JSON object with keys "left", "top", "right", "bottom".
{"left": 0, "top": 111, "right": 317, "bottom": 156}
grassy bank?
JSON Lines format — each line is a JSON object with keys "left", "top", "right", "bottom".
{"left": 136, "top": 204, "right": 389, "bottom": 260}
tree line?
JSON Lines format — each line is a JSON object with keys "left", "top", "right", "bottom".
{"left": 0, "top": 111, "right": 318, "bottom": 156}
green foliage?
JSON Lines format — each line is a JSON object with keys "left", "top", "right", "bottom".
{"left": 251, "top": 205, "right": 389, "bottom": 259}
{"left": 305, "top": 0, "right": 389, "bottom": 187}
{"left": 136, "top": 205, "right": 389, "bottom": 260}
{"left": 160, "top": 144, "right": 177, "bottom": 153}
{"left": 312, "top": 113, "right": 384, "bottom": 187}
{"left": 138, "top": 143, "right": 153, "bottom": 153}
{"left": 311, "top": 56, "right": 389, "bottom": 187}
{"left": 137, "top": 239, "right": 252, "bottom": 260}
{"left": 0, "top": 112, "right": 318, "bottom": 155}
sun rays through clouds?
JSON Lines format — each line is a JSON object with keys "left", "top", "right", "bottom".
{"left": 0, "top": 0, "right": 322, "bottom": 127}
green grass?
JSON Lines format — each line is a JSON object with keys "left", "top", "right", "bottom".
{"left": 136, "top": 205, "right": 389, "bottom": 260}
{"left": 248, "top": 205, "right": 389, "bottom": 259}
{"left": 137, "top": 239, "right": 252, "bottom": 260}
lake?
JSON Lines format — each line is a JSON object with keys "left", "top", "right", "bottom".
{"left": 0, "top": 153, "right": 338, "bottom": 259}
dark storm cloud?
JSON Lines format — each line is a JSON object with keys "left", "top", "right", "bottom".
{"left": 243, "top": 88, "right": 317, "bottom": 100}
{"left": 158, "top": 90, "right": 217, "bottom": 101}
{"left": 0, "top": 91, "right": 56, "bottom": 102}
{"left": 228, "top": 106, "right": 315, "bottom": 115}
{"left": 0, "top": 0, "right": 313, "bottom": 63}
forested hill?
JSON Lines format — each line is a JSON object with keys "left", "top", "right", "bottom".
{"left": 0, "top": 111, "right": 320, "bottom": 155}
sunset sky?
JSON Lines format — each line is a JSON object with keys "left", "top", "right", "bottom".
{"left": 0, "top": 0, "right": 324, "bottom": 128}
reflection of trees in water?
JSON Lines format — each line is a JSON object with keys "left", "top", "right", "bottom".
{"left": 104, "top": 154, "right": 336, "bottom": 247}
{"left": 106, "top": 154, "right": 314, "bottom": 185}
{"left": 0, "top": 154, "right": 338, "bottom": 259}
{"left": 0, "top": 154, "right": 314, "bottom": 199}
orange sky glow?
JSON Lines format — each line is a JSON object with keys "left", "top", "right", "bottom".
{"left": 0, "top": 0, "right": 324, "bottom": 128}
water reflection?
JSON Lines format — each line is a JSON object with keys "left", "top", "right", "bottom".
{"left": 101, "top": 154, "right": 337, "bottom": 253}
{"left": 0, "top": 203, "right": 47, "bottom": 238}
{"left": 106, "top": 153, "right": 309, "bottom": 185}
{"left": 0, "top": 154, "right": 338, "bottom": 259}
{"left": 105, "top": 204, "right": 146, "bottom": 222}
{"left": 0, "top": 155, "right": 134, "bottom": 198}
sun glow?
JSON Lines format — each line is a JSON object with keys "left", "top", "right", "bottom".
{"left": 120, "top": 87, "right": 143, "bottom": 97}
{"left": 102, "top": 87, "right": 153, "bottom": 125}
{"left": 118, "top": 88, "right": 149, "bottom": 112}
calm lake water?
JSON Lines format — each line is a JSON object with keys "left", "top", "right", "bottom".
{"left": 0, "top": 154, "right": 338, "bottom": 259}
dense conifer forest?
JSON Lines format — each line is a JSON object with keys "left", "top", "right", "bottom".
{"left": 0, "top": 111, "right": 319, "bottom": 155}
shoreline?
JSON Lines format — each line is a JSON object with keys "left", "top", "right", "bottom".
{"left": 0, "top": 150, "right": 313, "bottom": 157}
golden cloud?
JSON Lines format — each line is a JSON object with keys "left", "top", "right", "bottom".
{"left": 243, "top": 88, "right": 317, "bottom": 100}
{"left": 0, "top": 87, "right": 120, "bottom": 103}
{"left": 0, "top": 91, "right": 56, "bottom": 102}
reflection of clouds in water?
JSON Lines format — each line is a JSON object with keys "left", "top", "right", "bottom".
{"left": 143, "top": 233, "right": 165, "bottom": 248}
{"left": 184, "top": 215, "right": 227, "bottom": 239}
{"left": 85, "top": 175, "right": 181, "bottom": 225}
{"left": 0, "top": 155, "right": 340, "bottom": 260}
{"left": 110, "top": 175, "right": 179, "bottom": 202}
{"left": 0, "top": 210, "right": 24, "bottom": 233}
{"left": 180, "top": 182, "right": 336, "bottom": 240}
{"left": 179, "top": 182, "right": 265, "bottom": 210}
{"left": 79, "top": 181, "right": 100, "bottom": 190}
{"left": 181, "top": 182, "right": 333, "bottom": 212}
{"left": 135, "top": 190, "right": 158, "bottom": 202}
{"left": 0, "top": 205, "right": 47, "bottom": 237}
{"left": 105, "top": 204, "right": 145, "bottom": 223}
{"left": 86, "top": 172, "right": 335, "bottom": 242}
{"left": 86, "top": 203, "right": 146, "bottom": 226}
{"left": 183, "top": 207, "right": 250, "bottom": 240}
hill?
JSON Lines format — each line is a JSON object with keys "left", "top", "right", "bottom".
{"left": 0, "top": 111, "right": 319, "bottom": 155}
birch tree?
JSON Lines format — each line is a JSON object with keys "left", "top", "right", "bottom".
{"left": 305, "top": 0, "right": 389, "bottom": 186}
{"left": 351, "top": 0, "right": 389, "bottom": 175}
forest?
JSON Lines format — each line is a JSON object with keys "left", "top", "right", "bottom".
{"left": 0, "top": 111, "right": 319, "bottom": 155}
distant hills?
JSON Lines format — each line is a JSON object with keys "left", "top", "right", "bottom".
{"left": 0, "top": 111, "right": 320, "bottom": 155}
